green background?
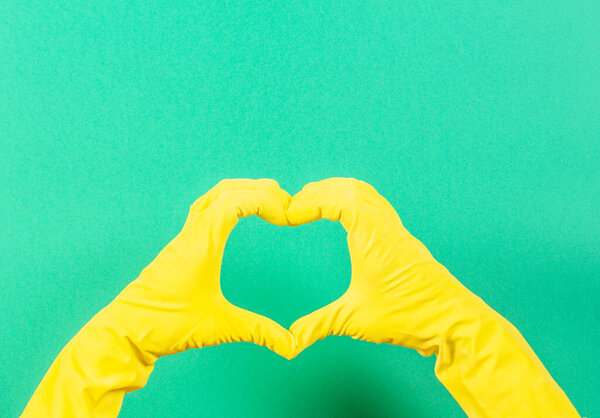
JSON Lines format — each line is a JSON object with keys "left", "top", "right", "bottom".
{"left": 1, "top": 1, "right": 598, "bottom": 416}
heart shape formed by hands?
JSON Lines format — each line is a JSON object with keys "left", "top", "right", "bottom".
{"left": 108, "top": 177, "right": 480, "bottom": 362}
{"left": 209, "top": 177, "right": 476, "bottom": 360}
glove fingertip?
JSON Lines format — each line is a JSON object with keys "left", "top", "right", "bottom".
{"left": 248, "top": 314, "right": 296, "bottom": 360}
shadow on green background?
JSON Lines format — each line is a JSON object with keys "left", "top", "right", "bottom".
{"left": 1, "top": 1, "right": 598, "bottom": 416}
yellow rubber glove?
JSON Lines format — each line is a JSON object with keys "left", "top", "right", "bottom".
{"left": 21, "top": 179, "right": 295, "bottom": 418}
{"left": 287, "top": 178, "right": 580, "bottom": 418}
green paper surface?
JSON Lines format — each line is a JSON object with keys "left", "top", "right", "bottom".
{"left": 1, "top": 1, "right": 598, "bottom": 416}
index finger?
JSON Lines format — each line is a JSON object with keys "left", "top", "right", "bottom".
{"left": 191, "top": 179, "right": 291, "bottom": 215}
{"left": 286, "top": 178, "right": 394, "bottom": 231}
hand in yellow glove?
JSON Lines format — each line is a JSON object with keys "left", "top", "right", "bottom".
{"left": 22, "top": 179, "right": 295, "bottom": 418}
{"left": 287, "top": 178, "right": 580, "bottom": 417}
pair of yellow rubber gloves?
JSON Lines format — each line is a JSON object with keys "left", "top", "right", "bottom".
{"left": 22, "top": 178, "right": 579, "bottom": 417}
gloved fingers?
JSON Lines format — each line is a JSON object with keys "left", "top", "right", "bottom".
{"left": 287, "top": 179, "right": 411, "bottom": 263}
{"left": 225, "top": 305, "right": 296, "bottom": 360}
{"left": 209, "top": 188, "right": 290, "bottom": 229}
{"left": 287, "top": 178, "right": 382, "bottom": 231}
{"left": 177, "top": 188, "right": 290, "bottom": 270}
{"left": 191, "top": 179, "right": 290, "bottom": 215}
{"left": 289, "top": 296, "right": 354, "bottom": 357}
{"left": 184, "top": 182, "right": 290, "bottom": 240}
